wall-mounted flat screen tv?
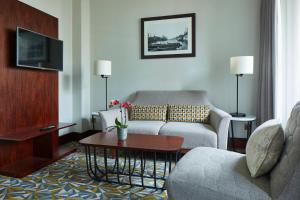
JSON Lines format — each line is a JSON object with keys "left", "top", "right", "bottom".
{"left": 16, "top": 27, "right": 63, "bottom": 71}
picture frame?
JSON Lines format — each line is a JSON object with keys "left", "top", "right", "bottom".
{"left": 141, "top": 13, "right": 196, "bottom": 59}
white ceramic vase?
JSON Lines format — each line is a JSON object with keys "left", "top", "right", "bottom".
{"left": 117, "top": 127, "right": 128, "bottom": 141}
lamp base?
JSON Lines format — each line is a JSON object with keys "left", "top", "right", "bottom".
{"left": 230, "top": 112, "right": 246, "bottom": 117}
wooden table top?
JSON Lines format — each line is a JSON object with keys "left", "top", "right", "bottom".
{"left": 79, "top": 132, "right": 184, "bottom": 152}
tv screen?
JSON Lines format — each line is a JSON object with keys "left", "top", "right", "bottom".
{"left": 16, "top": 27, "right": 63, "bottom": 71}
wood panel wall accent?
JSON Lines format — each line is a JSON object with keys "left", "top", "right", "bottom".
{"left": 0, "top": 0, "right": 58, "bottom": 132}
{"left": 0, "top": 1, "right": 75, "bottom": 178}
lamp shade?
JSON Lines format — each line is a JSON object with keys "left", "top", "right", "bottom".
{"left": 230, "top": 56, "right": 254, "bottom": 75}
{"left": 96, "top": 60, "right": 111, "bottom": 76}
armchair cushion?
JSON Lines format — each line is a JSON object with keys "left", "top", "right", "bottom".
{"left": 167, "top": 147, "right": 271, "bottom": 200}
{"left": 159, "top": 122, "right": 217, "bottom": 149}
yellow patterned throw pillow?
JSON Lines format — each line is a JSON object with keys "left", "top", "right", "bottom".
{"left": 168, "top": 104, "right": 210, "bottom": 123}
{"left": 129, "top": 104, "right": 168, "bottom": 121}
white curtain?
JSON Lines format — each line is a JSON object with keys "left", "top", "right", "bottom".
{"left": 275, "top": 0, "right": 300, "bottom": 126}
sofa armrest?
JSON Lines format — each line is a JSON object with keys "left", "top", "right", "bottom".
{"left": 209, "top": 107, "right": 231, "bottom": 149}
{"left": 99, "top": 109, "right": 121, "bottom": 132}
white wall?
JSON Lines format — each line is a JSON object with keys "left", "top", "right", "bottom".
{"left": 80, "top": 0, "right": 92, "bottom": 131}
{"left": 90, "top": 0, "right": 261, "bottom": 137}
{"left": 18, "top": 0, "right": 261, "bottom": 138}
{"left": 72, "top": 0, "right": 83, "bottom": 133}
{"left": 71, "top": 0, "right": 92, "bottom": 133}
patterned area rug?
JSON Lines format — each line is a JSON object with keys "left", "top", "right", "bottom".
{"left": 0, "top": 143, "right": 167, "bottom": 199}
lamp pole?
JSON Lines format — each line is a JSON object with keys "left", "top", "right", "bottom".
{"left": 236, "top": 74, "right": 240, "bottom": 115}
{"left": 232, "top": 74, "right": 245, "bottom": 117}
{"left": 102, "top": 75, "right": 109, "bottom": 111}
{"left": 105, "top": 76, "right": 108, "bottom": 111}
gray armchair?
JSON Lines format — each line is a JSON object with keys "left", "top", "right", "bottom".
{"left": 167, "top": 102, "right": 300, "bottom": 200}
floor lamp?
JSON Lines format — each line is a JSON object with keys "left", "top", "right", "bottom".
{"left": 230, "top": 56, "right": 253, "bottom": 117}
{"left": 96, "top": 60, "right": 112, "bottom": 111}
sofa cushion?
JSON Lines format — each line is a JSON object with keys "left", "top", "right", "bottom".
{"left": 246, "top": 119, "right": 284, "bottom": 178}
{"left": 168, "top": 104, "right": 210, "bottom": 123}
{"left": 127, "top": 120, "right": 165, "bottom": 135}
{"left": 167, "top": 147, "right": 271, "bottom": 200}
{"left": 129, "top": 104, "right": 167, "bottom": 121}
{"left": 159, "top": 122, "right": 217, "bottom": 149}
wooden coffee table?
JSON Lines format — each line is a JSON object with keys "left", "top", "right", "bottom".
{"left": 79, "top": 132, "right": 183, "bottom": 189}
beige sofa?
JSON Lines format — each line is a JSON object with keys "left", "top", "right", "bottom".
{"left": 99, "top": 90, "right": 231, "bottom": 150}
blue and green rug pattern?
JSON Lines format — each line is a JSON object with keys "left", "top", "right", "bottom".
{"left": 0, "top": 143, "right": 167, "bottom": 199}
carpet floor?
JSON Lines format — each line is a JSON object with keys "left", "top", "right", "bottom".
{"left": 0, "top": 143, "right": 167, "bottom": 199}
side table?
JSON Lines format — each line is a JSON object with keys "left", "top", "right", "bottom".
{"left": 229, "top": 115, "right": 256, "bottom": 151}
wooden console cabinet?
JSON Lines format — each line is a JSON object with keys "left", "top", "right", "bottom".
{"left": 0, "top": 1, "right": 75, "bottom": 177}
{"left": 0, "top": 123, "right": 76, "bottom": 178}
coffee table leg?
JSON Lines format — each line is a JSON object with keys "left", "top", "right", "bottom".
{"left": 169, "top": 153, "right": 172, "bottom": 173}
{"left": 140, "top": 152, "right": 144, "bottom": 187}
{"left": 104, "top": 148, "right": 108, "bottom": 181}
{"left": 86, "top": 146, "right": 100, "bottom": 180}
{"left": 132, "top": 151, "right": 136, "bottom": 174}
{"left": 111, "top": 157, "right": 117, "bottom": 173}
{"left": 163, "top": 152, "right": 167, "bottom": 178}
{"left": 85, "top": 146, "right": 92, "bottom": 178}
{"left": 128, "top": 151, "right": 132, "bottom": 185}
{"left": 93, "top": 147, "right": 97, "bottom": 174}
{"left": 87, "top": 146, "right": 95, "bottom": 176}
{"left": 122, "top": 154, "right": 127, "bottom": 174}
{"left": 116, "top": 149, "right": 120, "bottom": 183}
{"left": 143, "top": 152, "right": 146, "bottom": 169}
{"left": 153, "top": 152, "right": 157, "bottom": 189}
{"left": 93, "top": 147, "right": 104, "bottom": 175}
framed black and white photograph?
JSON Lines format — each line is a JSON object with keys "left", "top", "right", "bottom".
{"left": 141, "top": 13, "right": 195, "bottom": 59}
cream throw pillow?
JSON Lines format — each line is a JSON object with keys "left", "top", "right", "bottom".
{"left": 246, "top": 119, "right": 284, "bottom": 178}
